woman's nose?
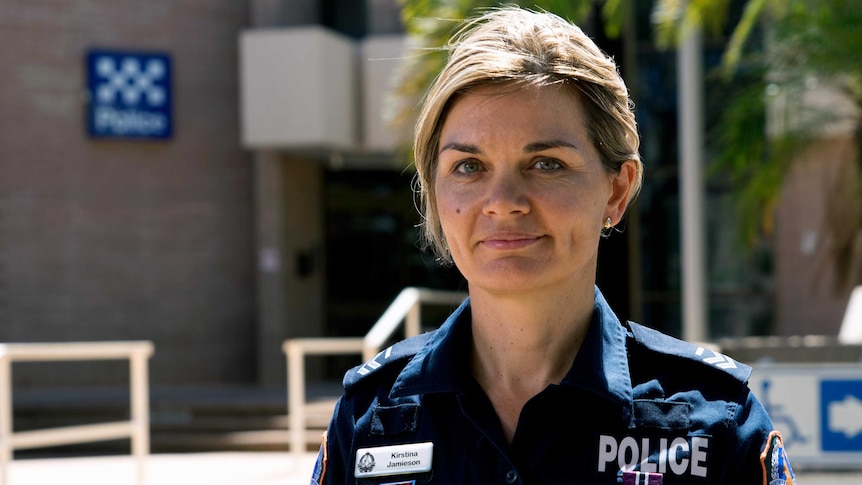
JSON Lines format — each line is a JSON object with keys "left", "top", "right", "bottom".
{"left": 482, "top": 171, "right": 530, "bottom": 216}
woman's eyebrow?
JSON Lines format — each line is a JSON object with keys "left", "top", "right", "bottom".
{"left": 439, "top": 142, "right": 482, "bottom": 155}
{"left": 440, "top": 140, "right": 577, "bottom": 155}
{"left": 523, "top": 140, "right": 578, "bottom": 152}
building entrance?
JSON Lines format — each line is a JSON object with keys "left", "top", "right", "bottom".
{"left": 324, "top": 169, "right": 464, "bottom": 343}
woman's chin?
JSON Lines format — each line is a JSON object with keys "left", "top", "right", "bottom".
{"left": 462, "top": 260, "right": 555, "bottom": 294}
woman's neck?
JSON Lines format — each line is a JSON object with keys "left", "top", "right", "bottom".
{"left": 468, "top": 283, "right": 595, "bottom": 442}
{"left": 470, "top": 285, "right": 593, "bottom": 388}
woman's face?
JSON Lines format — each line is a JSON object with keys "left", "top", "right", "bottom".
{"left": 434, "top": 84, "right": 634, "bottom": 296}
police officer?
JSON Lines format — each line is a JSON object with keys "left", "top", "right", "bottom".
{"left": 312, "top": 6, "right": 795, "bottom": 484}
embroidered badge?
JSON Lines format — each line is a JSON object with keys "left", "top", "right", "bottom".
{"left": 354, "top": 442, "right": 433, "bottom": 478}
{"left": 310, "top": 431, "right": 328, "bottom": 485}
{"left": 760, "top": 431, "right": 795, "bottom": 485}
{"left": 621, "top": 470, "right": 663, "bottom": 485}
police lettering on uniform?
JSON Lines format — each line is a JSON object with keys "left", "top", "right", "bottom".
{"left": 311, "top": 6, "right": 795, "bottom": 485}
{"left": 596, "top": 435, "right": 709, "bottom": 477}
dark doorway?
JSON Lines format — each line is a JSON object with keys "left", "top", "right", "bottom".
{"left": 324, "top": 169, "right": 465, "bottom": 343}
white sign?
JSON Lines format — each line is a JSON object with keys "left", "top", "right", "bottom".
{"left": 749, "top": 363, "right": 862, "bottom": 469}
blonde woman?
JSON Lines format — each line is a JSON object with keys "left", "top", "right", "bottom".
{"left": 312, "top": 6, "right": 794, "bottom": 484}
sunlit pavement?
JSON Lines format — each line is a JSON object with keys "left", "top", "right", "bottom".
{"left": 4, "top": 451, "right": 319, "bottom": 485}
{"left": 3, "top": 451, "right": 861, "bottom": 484}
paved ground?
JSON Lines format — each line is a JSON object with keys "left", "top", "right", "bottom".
{"left": 3, "top": 451, "right": 861, "bottom": 484}
{"left": 3, "top": 451, "right": 319, "bottom": 485}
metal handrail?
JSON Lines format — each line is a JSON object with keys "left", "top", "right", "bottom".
{"left": 282, "top": 287, "right": 466, "bottom": 454}
{"left": 0, "top": 341, "right": 154, "bottom": 485}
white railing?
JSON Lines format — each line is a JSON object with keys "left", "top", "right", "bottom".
{"left": 282, "top": 287, "right": 466, "bottom": 454}
{"left": 0, "top": 341, "right": 154, "bottom": 485}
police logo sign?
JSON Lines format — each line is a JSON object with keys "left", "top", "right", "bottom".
{"left": 86, "top": 49, "right": 172, "bottom": 139}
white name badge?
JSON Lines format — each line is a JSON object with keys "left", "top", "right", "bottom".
{"left": 355, "top": 442, "right": 434, "bottom": 478}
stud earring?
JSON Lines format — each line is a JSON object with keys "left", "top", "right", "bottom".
{"left": 601, "top": 217, "right": 613, "bottom": 238}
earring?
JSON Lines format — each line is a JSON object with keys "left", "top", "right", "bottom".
{"left": 601, "top": 217, "right": 613, "bottom": 238}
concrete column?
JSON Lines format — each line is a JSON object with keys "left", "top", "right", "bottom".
{"left": 253, "top": 152, "right": 325, "bottom": 385}
{"left": 678, "top": 26, "right": 708, "bottom": 343}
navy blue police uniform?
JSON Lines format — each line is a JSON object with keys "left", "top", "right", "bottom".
{"left": 311, "top": 287, "right": 795, "bottom": 484}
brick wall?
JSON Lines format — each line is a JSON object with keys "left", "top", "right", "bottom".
{"left": 0, "top": 0, "right": 256, "bottom": 387}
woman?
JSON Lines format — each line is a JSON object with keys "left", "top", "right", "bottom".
{"left": 312, "top": 6, "right": 794, "bottom": 484}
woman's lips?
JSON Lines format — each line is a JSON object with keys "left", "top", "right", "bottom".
{"left": 480, "top": 234, "right": 543, "bottom": 250}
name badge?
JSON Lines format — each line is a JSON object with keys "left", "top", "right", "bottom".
{"left": 355, "top": 442, "right": 433, "bottom": 478}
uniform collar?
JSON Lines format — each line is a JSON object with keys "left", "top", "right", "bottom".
{"left": 561, "top": 287, "right": 634, "bottom": 413}
{"left": 389, "top": 298, "right": 473, "bottom": 398}
{"left": 389, "top": 287, "right": 634, "bottom": 416}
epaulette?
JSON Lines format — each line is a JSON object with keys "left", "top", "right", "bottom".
{"left": 625, "top": 321, "right": 752, "bottom": 384}
{"left": 342, "top": 332, "right": 435, "bottom": 392}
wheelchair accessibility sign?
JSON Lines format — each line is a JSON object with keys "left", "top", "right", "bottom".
{"left": 749, "top": 364, "right": 862, "bottom": 468}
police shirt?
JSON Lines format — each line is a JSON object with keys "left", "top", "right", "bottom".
{"left": 311, "top": 287, "right": 795, "bottom": 484}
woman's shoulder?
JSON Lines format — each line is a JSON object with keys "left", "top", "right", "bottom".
{"left": 341, "top": 331, "right": 437, "bottom": 394}
{"left": 624, "top": 320, "right": 753, "bottom": 387}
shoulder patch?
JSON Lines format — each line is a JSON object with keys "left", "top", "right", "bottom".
{"left": 761, "top": 431, "right": 796, "bottom": 485}
{"left": 343, "top": 332, "right": 435, "bottom": 391}
{"left": 310, "top": 431, "right": 328, "bottom": 485}
{"left": 626, "top": 321, "right": 752, "bottom": 383}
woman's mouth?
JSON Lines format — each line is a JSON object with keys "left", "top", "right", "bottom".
{"left": 480, "top": 233, "right": 543, "bottom": 250}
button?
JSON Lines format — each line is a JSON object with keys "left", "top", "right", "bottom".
{"left": 505, "top": 470, "right": 518, "bottom": 483}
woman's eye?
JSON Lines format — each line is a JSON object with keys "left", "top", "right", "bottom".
{"left": 455, "top": 160, "right": 482, "bottom": 174}
{"left": 534, "top": 158, "right": 562, "bottom": 170}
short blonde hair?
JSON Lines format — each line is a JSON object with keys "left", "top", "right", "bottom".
{"left": 413, "top": 6, "right": 643, "bottom": 262}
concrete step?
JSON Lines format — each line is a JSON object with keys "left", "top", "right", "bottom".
{"left": 152, "top": 428, "right": 327, "bottom": 452}
{"left": 10, "top": 384, "right": 343, "bottom": 455}
{"left": 150, "top": 398, "right": 338, "bottom": 452}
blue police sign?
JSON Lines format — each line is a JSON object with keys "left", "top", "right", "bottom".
{"left": 85, "top": 49, "right": 172, "bottom": 139}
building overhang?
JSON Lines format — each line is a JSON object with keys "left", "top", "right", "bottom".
{"left": 239, "top": 27, "right": 412, "bottom": 169}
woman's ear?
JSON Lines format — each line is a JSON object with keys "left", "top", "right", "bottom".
{"left": 606, "top": 160, "right": 638, "bottom": 225}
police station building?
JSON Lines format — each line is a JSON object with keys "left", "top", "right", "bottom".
{"left": 1, "top": 0, "right": 853, "bottom": 398}
{"left": 0, "top": 0, "right": 458, "bottom": 393}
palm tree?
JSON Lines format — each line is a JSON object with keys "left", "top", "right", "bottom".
{"left": 653, "top": 0, "right": 862, "bottom": 291}
{"left": 393, "top": 0, "right": 862, "bottom": 294}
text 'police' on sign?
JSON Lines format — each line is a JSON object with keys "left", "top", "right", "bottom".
{"left": 85, "top": 49, "right": 172, "bottom": 140}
